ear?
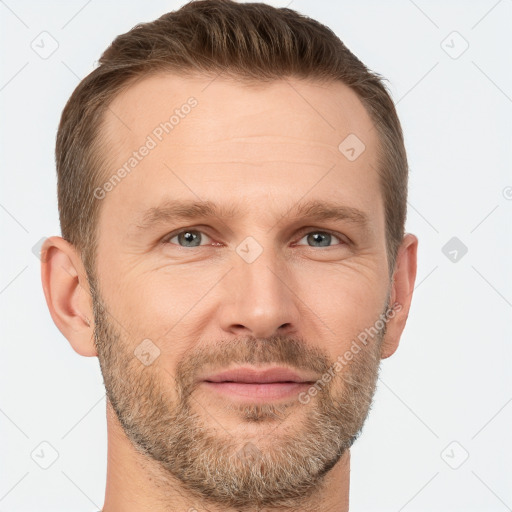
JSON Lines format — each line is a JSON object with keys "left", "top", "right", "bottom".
{"left": 380, "top": 233, "right": 418, "bottom": 359}
{"left": 40, "top": 236, "right": 97, "bottom": 357}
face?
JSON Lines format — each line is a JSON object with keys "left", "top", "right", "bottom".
{"left": 91, "top": 73, "right": 393, "bottom": 509}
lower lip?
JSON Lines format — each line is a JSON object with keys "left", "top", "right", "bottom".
{"left": 202, "top": 381, "right": 311, "bottom": 401}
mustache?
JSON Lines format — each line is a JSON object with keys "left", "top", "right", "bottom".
{"left": 173, "top": 335, "right": 331, "bottom": 393}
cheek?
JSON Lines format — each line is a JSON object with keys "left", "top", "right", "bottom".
{"left": 295, "top": 262, "right": 388, "bottom": 352}
{"left": 97, "top": 243, "right": 388, "bottom": 358}
{"left": 107, "top": 264, "right": 221, "bottom": 342}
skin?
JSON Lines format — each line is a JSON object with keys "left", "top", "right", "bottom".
{"left": 41, "top": 73, "right": 418, "bottom": 512}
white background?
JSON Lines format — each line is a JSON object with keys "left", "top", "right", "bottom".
{"left": 1, "top": 1, "right": 511, "bottom": 511}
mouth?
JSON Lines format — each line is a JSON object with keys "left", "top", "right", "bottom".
{"left": 201, "top": 366, "right": 316, "bottom": 401}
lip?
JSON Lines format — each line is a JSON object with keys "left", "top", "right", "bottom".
{"left": 202, "top": 366, "right": 315, "bottom": 384}
{"left": 200, "top": 366, "right": 316, "bottom": 402}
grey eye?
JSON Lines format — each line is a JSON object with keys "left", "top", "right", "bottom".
{"left": 297, "top": 231, "right": 341, "bottom": 247}
{"left": 168, "top": 230, "right": 211, "bottom": 247}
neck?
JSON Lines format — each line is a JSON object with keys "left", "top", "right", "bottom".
{"left": 101, "top": 403, "right": 351, "bottom": 512}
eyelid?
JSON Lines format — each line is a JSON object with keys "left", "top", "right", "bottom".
{"left": 162, "top": 227, "right": 214, "bottom": 246}
{"left": 293, "top": 227, "right": 349, "bottom": 246}
{"left": 162, "top": 226, "right": 350, "bottom": 247}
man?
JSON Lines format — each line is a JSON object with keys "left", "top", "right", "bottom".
{"left": 40, "top": 0, "right": 418, "bottom": 510}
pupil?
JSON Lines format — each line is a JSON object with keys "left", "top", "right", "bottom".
{"left": 180, "top": 231, "right": 200, "bottom": 247}
{"left": 310, "top": 232, "right": 329, "bottom": 247}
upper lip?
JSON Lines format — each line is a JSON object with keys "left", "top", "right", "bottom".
{"left": 202, "top": 366, "right": 316, "bottom": 384}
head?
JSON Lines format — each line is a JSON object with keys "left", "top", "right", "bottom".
{"left": 41, "top": 0, "right": 417, "bottom": 509}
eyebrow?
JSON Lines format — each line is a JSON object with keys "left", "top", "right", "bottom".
{"left": 133, "top": 198, "right": 370, "bottom": 233}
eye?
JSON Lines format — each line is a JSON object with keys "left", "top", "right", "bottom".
{"left": 162, "top": 228, "right": 348, "bottom": 249}
{"left": 163, "top": 229, "right": 213, "bottom": 248}
{"left": 295, "top": 230, "right": 345, "bottom": 248}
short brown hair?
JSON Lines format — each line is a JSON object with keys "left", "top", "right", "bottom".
{"left": 56, "top": 0, "right": 408, "bottom": 279}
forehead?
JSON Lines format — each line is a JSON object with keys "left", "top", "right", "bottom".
{"left": 103, "top": 72, "right": 377, "bottom": 155}
{"left": 97, "top": 72, "right": 382, "bottom": 229}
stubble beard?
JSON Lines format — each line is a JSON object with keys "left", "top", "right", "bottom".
{"left": 91, "top": 279, "right": 386, "bottom": 510}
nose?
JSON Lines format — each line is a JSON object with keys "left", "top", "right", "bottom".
{"left": 218, "top": 243, "right": 300, "bottom": 339}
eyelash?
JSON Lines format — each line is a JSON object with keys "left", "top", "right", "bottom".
{"left": 162, "top": 227, "right": 349, "bottom": 248}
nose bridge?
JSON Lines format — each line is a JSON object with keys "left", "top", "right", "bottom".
{"left": 237, "top": 238, "right": 283, "bottom": 298}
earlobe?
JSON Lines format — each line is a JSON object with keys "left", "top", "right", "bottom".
{"left": 40, "top": 236, "right": 98, "bottom": 357}
{"left": 380, "top": 233, "right": 418, "bottom": 359}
